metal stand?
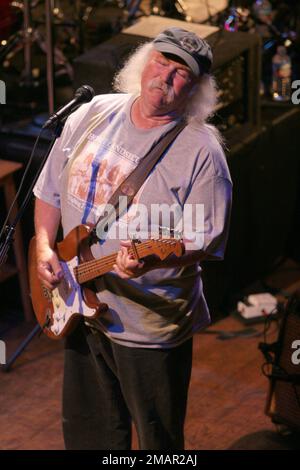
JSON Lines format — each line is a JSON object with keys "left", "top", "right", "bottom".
{"left": 0, "top": 0, "right": 73, "bottom": 115}
{"left": 2, "top": 323, "right": 41, "bottom": 372}
{"left": 0, "top": 128, "right": 58, "bottom": 268}
{"left": 45, "top": 0, "right": 55, "bottom": 115}
{"left": 0, "top": 122, "right": 63, "bottom": 372}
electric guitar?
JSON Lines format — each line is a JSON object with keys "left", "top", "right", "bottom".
{"left": 28, "top": 224, "right": 184, "bottom": 340}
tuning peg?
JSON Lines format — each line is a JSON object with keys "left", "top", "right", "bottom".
{"left": 157, "top": 225, "right": 182, "bottom": 239}
{"left": 130, "top": 239, "right": 140, "bottom": 261}
{"left": 128, "top": 233, "right": 141, "bottom": 243}
{"left": 158, "top": 225, "right": 171, "bottom": 238}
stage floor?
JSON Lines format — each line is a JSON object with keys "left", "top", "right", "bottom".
{"left": 1, "top": 314, "right": 299, "bottom": 450}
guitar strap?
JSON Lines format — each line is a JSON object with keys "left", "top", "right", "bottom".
{"left": 93, "top": 120, "right": 186, "bottom": 242}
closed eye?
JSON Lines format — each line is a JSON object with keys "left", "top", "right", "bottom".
{"left": 156, "top": 59, "right": 169, "bottom": 67}
{"left": 177, "top": 69, "right": 190, "bottom": 80}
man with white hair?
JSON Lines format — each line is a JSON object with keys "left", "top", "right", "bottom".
{"left": 33, "top": 27, "right": 232, "bottom": 449}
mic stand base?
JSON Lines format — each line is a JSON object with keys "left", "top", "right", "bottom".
{"left": 2, "top": 323, "right": 41, "bottom": 372}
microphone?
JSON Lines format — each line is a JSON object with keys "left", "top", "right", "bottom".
{"left": 42, "top": 85, "right": 95, "bottom": 129}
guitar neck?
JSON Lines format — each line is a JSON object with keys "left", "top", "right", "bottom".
{"left": 74, "top": 241, "right": 155, "bottom": 284}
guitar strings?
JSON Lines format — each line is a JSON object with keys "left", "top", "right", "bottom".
{"left": 76, "top": 245, "right": 170, "bottom": 280}
{"left": 76, "top": 239, "right": 177, "bottom": 275}
{"left": 75, "top": 239, "right": 176, "bottom": 274}
{"left": 75, "top": 240, "right": 178, "bottom": 282}
{"left": 76, "top": 242, "right": 153, "bottom": 274}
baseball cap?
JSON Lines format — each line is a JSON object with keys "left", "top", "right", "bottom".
{"left": 153, "top": 27, "right": 213, "bottom": 76}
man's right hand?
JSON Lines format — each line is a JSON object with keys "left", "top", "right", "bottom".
{"left": 34, "top": 198, "right": 63, "bottom": 290}
{"left": 36, "top": 245, "right": 63, "bottom": 290}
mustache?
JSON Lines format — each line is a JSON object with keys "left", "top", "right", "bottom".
{"left": 148, "top": 79, "right": 175, "bottom": 101}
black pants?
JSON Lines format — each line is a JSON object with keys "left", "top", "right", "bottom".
{"left": 62, "top": 324, "right": 193, "bottom": 450}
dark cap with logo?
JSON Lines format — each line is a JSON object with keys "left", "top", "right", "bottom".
{"left": 153, "top": 27, "right": 213, "bottom": 76}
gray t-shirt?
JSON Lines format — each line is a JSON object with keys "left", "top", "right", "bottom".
{"left": 34, "top": 93, "right": 232, "bottom": 348}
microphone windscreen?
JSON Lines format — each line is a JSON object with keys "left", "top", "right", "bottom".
{"left": 75, "top": 85, "right": 95, "bottom": 103}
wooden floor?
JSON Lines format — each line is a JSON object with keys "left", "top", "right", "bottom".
{"left": 2, "top": 314, "right": 295, "bottom": 451}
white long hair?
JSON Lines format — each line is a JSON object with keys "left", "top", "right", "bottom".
{"left": 113, "top": 41, "right": 222, "bottom": 137}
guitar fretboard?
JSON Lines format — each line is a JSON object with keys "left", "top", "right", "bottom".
{"left": 74, "top": 239, "right": 180, "bottom": 284}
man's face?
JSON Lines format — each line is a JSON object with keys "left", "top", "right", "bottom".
{"left": 140, "top": 50, "right": 198, "bottom": 114}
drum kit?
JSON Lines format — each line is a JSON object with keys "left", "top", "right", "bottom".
{"left": 0, "top": 1, "right": 145, "bottom": 113}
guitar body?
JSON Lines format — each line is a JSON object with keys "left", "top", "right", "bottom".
{"left": 29, "top": 223, "right": 183, "bottom": 340}
{"left": 28, "top": 225, "right": 108, "bottom": 340}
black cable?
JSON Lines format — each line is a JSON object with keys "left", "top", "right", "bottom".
{"left": 0, "top": 131, "right": 45, "bottom": 241}
{"left": 0, "top": 128, "right": 56, "bottom": 268}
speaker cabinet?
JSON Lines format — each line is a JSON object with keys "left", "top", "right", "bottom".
{"left": 265, "top": 297, "right": 300, "bottom": 431}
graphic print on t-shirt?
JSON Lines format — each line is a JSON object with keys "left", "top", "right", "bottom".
{"left": 67, "top": 113, "right": 140, "bottom": 224}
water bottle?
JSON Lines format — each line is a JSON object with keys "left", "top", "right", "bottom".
{"left": 272, "top": 46, "right": 292, "bottom": 102}
{"left": 252, "top": 0, "right": 273, "bottom": 37}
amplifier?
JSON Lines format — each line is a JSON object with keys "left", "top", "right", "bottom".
{"left": 263, "top": 296, "right": 300, "bottom": 432}
{"left": 73, "top": 16, "right": 261, "bottom": 139}
{"left": 209, "top": 28, "right": 261, "bottom": 142}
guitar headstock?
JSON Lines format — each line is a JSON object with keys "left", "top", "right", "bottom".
{"left": 148, "top": 238, "right": 184, "bottom": 259}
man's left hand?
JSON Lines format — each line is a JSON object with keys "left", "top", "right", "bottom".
{"left": 113, "top": 240, "right": 148, "bottom": 279}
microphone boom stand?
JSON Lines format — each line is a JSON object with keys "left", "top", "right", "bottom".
{"left": 1, "top": 122, "right": 63, "bottom": 373}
